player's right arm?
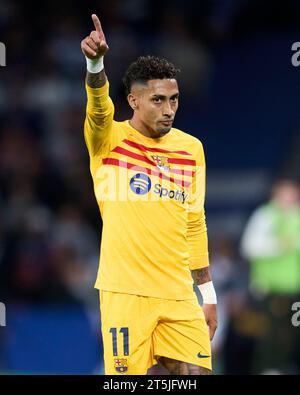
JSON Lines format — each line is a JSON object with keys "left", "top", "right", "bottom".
{"left": 81, "top": 14, "right": 114, "bottom": 156}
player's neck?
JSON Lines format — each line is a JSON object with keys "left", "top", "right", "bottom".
{"left": 129, "top": 116, "right": 167, "bottom": 139}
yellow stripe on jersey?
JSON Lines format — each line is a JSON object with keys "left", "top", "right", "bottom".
{"left": 84, "top": 80, "right": 209, "bottom": 300}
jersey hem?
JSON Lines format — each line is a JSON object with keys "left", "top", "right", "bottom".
{"left": 95, "top": 283, "right": 196, "bottom": 301}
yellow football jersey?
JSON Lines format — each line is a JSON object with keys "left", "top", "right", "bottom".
{"left": 84, "top": 80, "right": 209, "bottom": 300}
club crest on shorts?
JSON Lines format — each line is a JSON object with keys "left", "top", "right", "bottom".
{"left": 114, "top": 358, "right": 128, "bottom": 373}
{"left": 152, "top": 155, "right": 170, "bottom": 172}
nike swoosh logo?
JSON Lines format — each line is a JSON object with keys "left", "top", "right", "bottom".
{"left": 197, "top": 352, "right": 210, "bottom": 359}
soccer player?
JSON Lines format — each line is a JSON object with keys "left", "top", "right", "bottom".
{"left": 81, "top": 14, "right": 218, "bottom": 375}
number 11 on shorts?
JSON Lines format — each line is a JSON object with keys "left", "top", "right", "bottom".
{"left": 109, "top": 327, "right": 129, "bottom": 356}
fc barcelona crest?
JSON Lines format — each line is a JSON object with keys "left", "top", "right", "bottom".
{"left": 152, "top": 155, "right": 170, "bottom": 172}
{"left": 114, "top": 358, "right": 128, "bottom": 373}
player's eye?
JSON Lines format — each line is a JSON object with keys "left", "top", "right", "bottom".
{"left": 153, "top": 97, "right": 162, "bottom": 103}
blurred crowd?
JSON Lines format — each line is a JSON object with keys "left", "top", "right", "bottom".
{"left": 214, "top": 180, "right": 300, "bottom": 374}
{"left": 1, "top": 0, "right": 300, "bottom": 374}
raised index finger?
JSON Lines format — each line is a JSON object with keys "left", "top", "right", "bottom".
{"left": 92, "top": 14, "right": 104, "bottom": 37}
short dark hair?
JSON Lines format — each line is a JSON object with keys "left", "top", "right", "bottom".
{"left": 122, "top": 55, "right": 180, "bottom": 96}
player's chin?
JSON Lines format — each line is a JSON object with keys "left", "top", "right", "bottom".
{"left": 156, "top": 125, "right": 172, "bottom": 135}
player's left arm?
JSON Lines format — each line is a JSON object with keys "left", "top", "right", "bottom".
{"left": 187, "top": 141, "right": 217, "bottom": 340}
{"left": 191, "top": 267, "right": 218, "bottom": 340}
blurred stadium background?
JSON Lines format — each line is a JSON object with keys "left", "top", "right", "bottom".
{"left": 0, "top": 0, "right": 300, "bottom": 374}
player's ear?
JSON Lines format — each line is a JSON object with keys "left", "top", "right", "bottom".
{"left": 127, "top": 93, "right": 138, "bottom": 110}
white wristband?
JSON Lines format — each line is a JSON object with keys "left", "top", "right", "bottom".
{"left": 198, "top": 281, "right": 217, "bottom": 304}
{"left": 86, "top": 56, "right": 104, "bottom": 73}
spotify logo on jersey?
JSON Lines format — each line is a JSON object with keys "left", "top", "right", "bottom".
{"left": 130, "top": 173, "right": 152, "bottom": 195}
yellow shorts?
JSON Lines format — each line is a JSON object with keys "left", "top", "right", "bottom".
{"left": 99, "top": 290, "right": 212, "bottom": 375}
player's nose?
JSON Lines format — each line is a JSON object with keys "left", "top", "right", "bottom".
{"left": 162, "top": 102, "right": 175, "bottom": 117}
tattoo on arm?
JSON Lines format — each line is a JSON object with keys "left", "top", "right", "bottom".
{"left": 86, "top": 70, "right": 107, "bottom": 88}
{"left": 191, "top": 267, "right": 211, "bottom": 285}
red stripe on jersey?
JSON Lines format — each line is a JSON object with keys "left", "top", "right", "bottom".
{"left": 123, "top": 139, "right": 192, "bottom": 156}
{"left": 170, "top": 168, "right": 195, "bottom": 177}
{"left": 112, "top": 146, "right": 154, "bottom": 166}
{"left": 112, "top": 146, "right": 196, "bottom": 168}
{"left": 167, "top": 158, "right": 196, "bottom": 166}
{"left": 102, "top": 158, "right": 191, "bottom": 188}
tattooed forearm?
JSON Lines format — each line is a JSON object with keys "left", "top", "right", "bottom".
{"left": 191, "top": 267, "right": 211, "bottom": 285}
{"left": 86, "top": 70, "right": 107, "bottom": 88}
